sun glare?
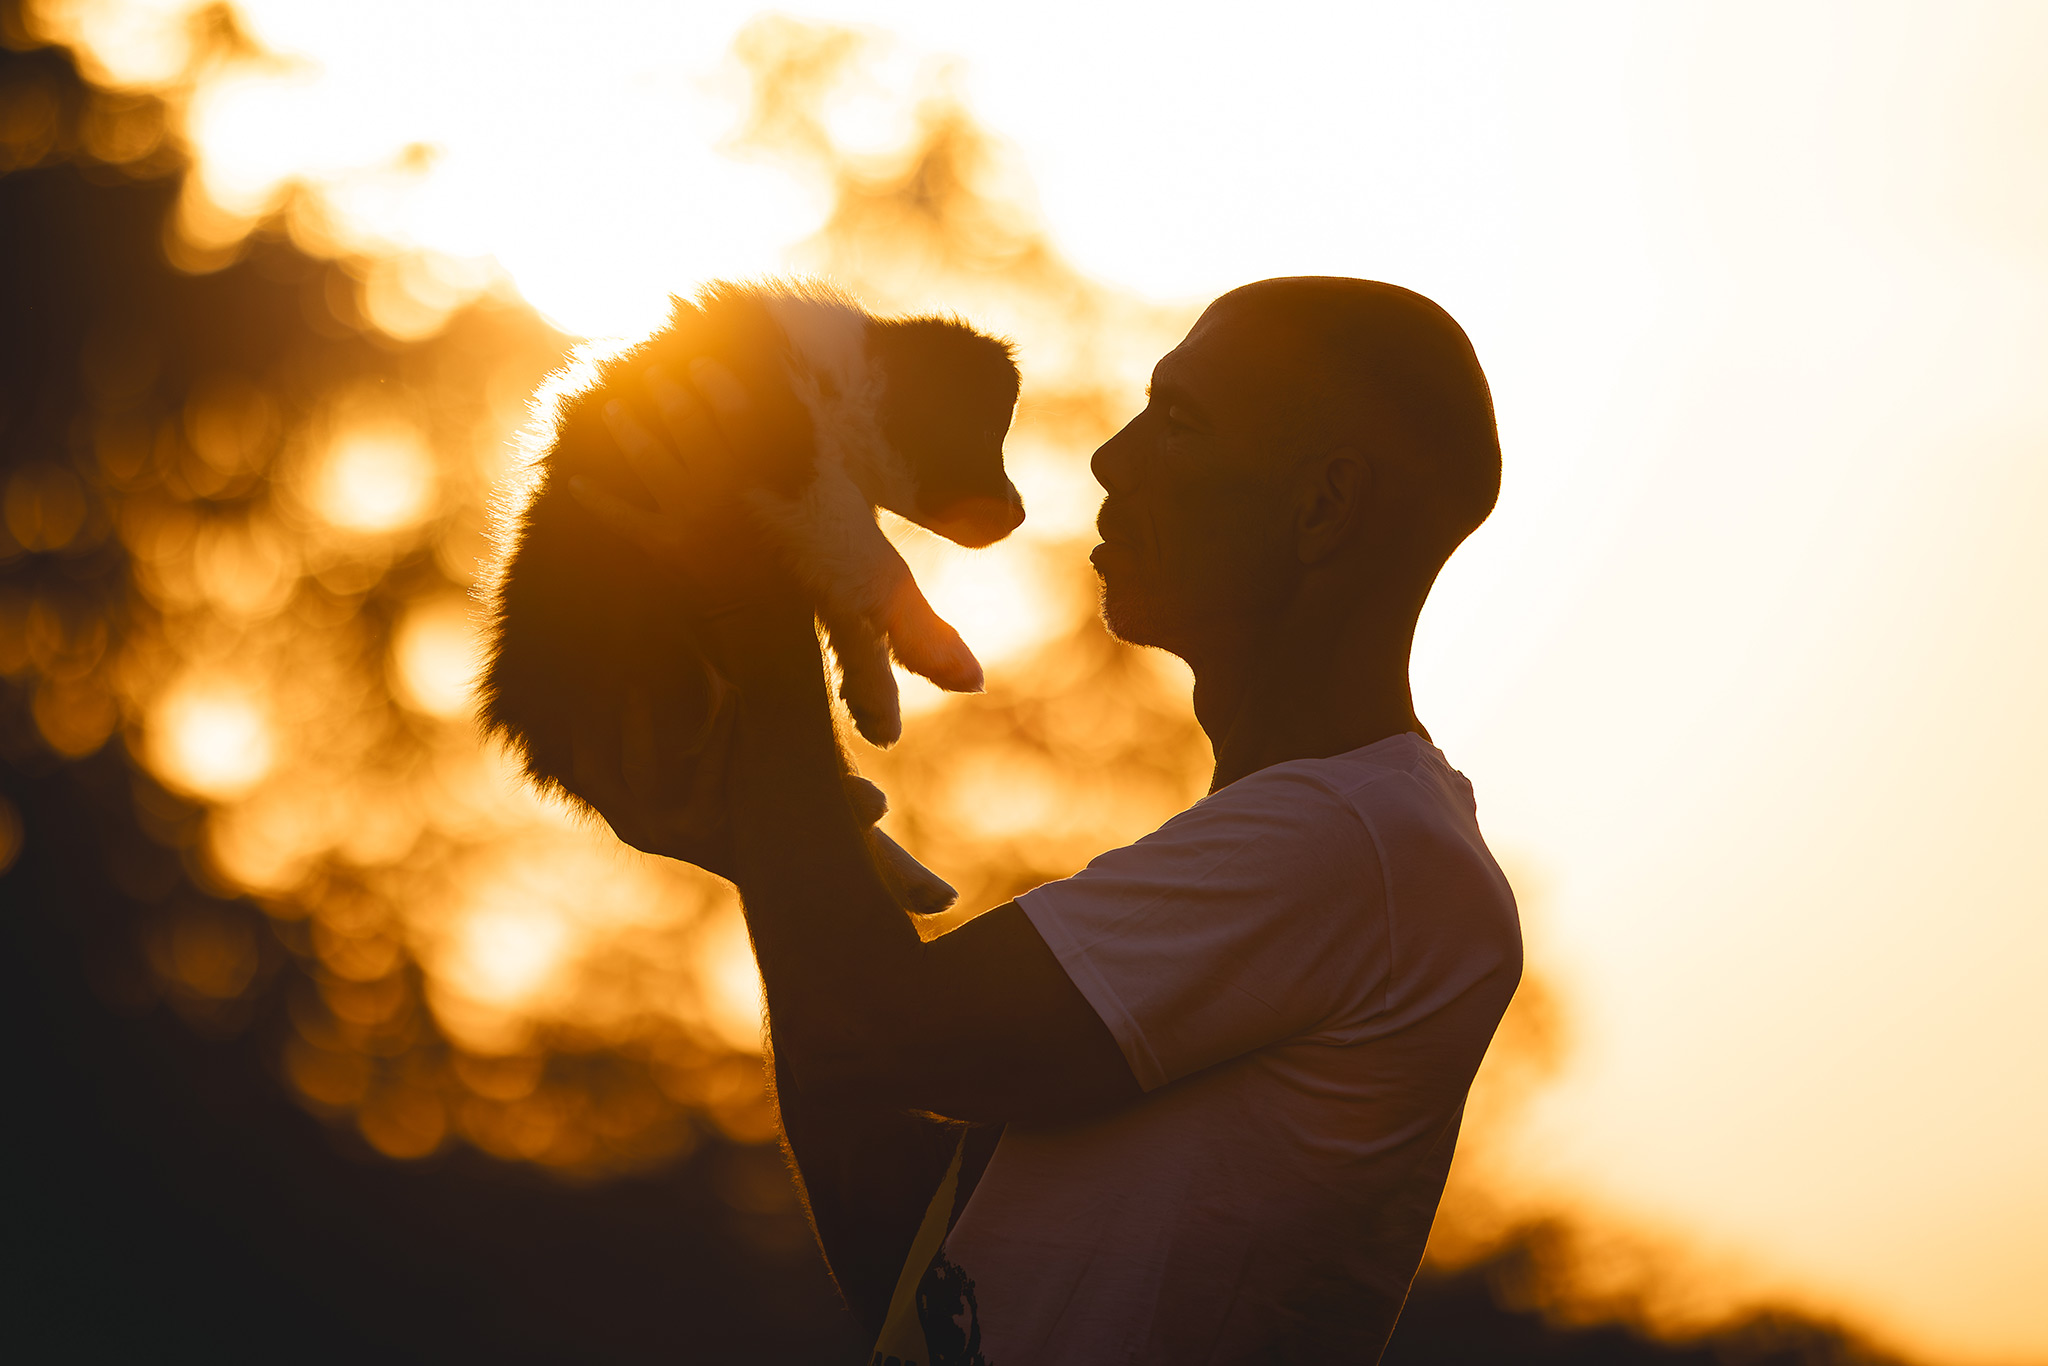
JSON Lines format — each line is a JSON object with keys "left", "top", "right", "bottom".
{"left": 694, "top": 905, "right": 765, "bottom": 1053}
{"left": 448, "top": 905, "right": 569, "bottom": 1009}
{"left": 391, "top": 595, "right": 479, "bottom": 720}
{"left": 314, "top": 426, "right": 435, "bottom": 533}
{"left": 151, "top": 682, "right": 274, "bottom": 799}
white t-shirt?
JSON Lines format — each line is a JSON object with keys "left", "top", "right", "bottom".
{"left": 925, "top": 732, "right": 1521, "bottom": 1365}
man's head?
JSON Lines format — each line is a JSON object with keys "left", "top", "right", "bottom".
{"left": 1090, "top": 277, "right": 1500, "bottom": 661}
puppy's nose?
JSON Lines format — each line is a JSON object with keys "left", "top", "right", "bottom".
{"left": 930, "top": 491, "right": 1025, "bottom": 548}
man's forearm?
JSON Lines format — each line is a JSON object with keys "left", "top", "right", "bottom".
{"left": 717, "top": 626, "right": 925, "bottom": 1038}
{"left": 768, "top": 1024, "right": 960, "bottom": 1333}
{"left": 710, "top": 623, "right": 954, "bottom": 1320}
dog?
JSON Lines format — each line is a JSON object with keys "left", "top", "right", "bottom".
{"left": 479, "top": 280, "right": 1024, "bottom": 911}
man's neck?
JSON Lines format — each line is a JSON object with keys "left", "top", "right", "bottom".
{"left": 1188, "top": 597, "right": 1424, "bottom": 793}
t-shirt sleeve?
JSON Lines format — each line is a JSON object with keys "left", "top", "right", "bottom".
{"left": 1016, "top": 766, "right": 1390, "bottom": 1092}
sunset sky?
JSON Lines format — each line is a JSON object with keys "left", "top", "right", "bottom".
{"left": 26, "top": 2, "right": 2048, "bottom": 1361}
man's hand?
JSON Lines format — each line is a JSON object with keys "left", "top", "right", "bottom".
{"left": 573, "top": 360, "right": 815, "bottom": 679}
{"left": 572, "top": 361, "right": 767, "bottom": 589}
{"left": 564, "top": 360, "right": 828, "bottom": 869}
{"left": 568, "top": 680, "right": 738, "bottom": 874}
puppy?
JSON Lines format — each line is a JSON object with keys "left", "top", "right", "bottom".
{"left": 479, "top": 280, "right": 1023, "bottom": 910}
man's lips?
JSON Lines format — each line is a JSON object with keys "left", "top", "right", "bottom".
{"left": 1092, "top": 503, "right": 1141, "bottom": 574}
{"left": 1094, "top": 503, "right": 1138, "bottom": 554}
{"left": 1089, "top": 539, "right": 1132, "bottom": 574}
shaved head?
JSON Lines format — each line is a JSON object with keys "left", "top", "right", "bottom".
{"left": 1203, "top": 276, "right": 1501, "bottom": 559}
{"left": 1091, "top": 277, "right": 1500, "bottom": 661}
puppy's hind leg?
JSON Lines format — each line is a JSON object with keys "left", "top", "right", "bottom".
{"left": 867, "top": 825, "right": 958, "bottom": 916}
{"left": 839, "top": 773, "right": 956, "bottom": 914}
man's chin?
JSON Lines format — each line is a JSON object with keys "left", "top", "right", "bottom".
{"left": 1098, "top": 584, "right": 1179, "bottom": 653}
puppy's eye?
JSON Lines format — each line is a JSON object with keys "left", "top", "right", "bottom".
{"left": 1164, "top": 405, "right": 1195, "bottom": 431}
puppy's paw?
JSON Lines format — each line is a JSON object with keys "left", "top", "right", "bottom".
{"left": 882, "top": 576, "right": 986, "bottom": 693}
{"left": 842, "top": 678, "right": 903, "bottom": 748}
{"left": 841, "top": 774, "right": 889, "bottom": 825}
{"left": 868, "top": 827, "right": 959, "bottom": 916}
{"left": 889, "top": 616, "right": 985, "bottom": 694}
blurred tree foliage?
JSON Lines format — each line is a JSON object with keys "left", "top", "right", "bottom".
{"left": 0, "top": 16, "right": 856, "bottom": 1361}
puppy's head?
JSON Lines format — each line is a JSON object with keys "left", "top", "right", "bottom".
{"left": 870, "top": 318, "right": 1023, "bottom": 548}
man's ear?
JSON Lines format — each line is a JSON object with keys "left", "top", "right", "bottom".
{"left": 1294, "top": 447, "right": 1370, "bottom": 565}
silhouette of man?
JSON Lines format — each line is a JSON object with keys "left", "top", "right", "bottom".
{"left": 576, "top": 277, "right": 1522, "bottom": 1364}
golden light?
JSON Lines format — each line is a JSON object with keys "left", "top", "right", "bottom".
{"left": 21, "top": 1, "right": 2048, "bottom": 1358}
{"left": 313, "top": 425, "right": 435, "bottom": 533}
{"left": 446, "top": 903, "right": 570, "bottom": 1011}
{"left": 888, "top": 523, "right": 1057, "bottom": 673}
{"left": 149, "top": 680, "right": 274, "bottom": 799}
{"left": 942, "top": 749, "right": 1061, "bottom": 842}
{"left": 185, "top": 66, "right": 319, "bottom": 218}
{"left": 889, "top": 667, "right": 948, "bottom": 720}
{"left": 1006, "top": 440, "right": 1103, "bottom": 544}
{"left": 33, "top": 0, "right": 194, "bottom": 89}
{"left": 390, "top": 594, "right": 479, "bottom": 719}
{"left": 693, "top": 904, "right": 766, "bottom": 1053}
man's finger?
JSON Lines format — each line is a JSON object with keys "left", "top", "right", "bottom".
{"left": 569, "top": 707, "right": 645, "bottom": 846}
{"left": 687, "top": 357, "right": 778, "bottom": 476}
{"left": 687, "top": 357, "right": 750, "bottom": 416}
{"left": 567, "top": 475, "right": 674, "bottom": 547}
{"left": 570, "top": 702, "right": 731, "bottom": 871}
{"left": 603, "top": 397, "right": 698, "bottom": 512}
{"left": 645, "top": 365, "right": 728, "bottom": 478}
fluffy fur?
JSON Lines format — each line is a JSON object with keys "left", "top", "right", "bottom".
{"left": 477, "top": 280, "right": 1022, "bottom": 910}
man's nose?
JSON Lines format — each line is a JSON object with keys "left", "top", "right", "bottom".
{"left": 1090, "top": 416, "right": 1142, "bottom": 494}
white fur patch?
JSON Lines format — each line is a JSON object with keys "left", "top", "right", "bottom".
{"left": 744, "top": 281, "right": 972, "bottom": 744}
{"left": 760, "top": 287, "right": 920, "bottom": 517}
{"left": 762, "top": 289, "right": 870, "bottom": 401}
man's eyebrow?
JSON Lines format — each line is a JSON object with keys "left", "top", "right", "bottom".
{"left": 1146, "top": 375, "right": 1191, "bottom": 407}
{"left": 1147, "top": 379, "right": 1211, "bottom": 426}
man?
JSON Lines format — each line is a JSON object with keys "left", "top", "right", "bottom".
{"left": 575, "top": 277, "right": 1522, "bottom": 1364}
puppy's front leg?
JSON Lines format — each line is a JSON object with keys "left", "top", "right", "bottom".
{"left": 879, "top": 568, "right": 982, "bottom": 694}
{"left": 820, "top": 601, "right": 902, "bottom": 747}
{"left": 752, "top": 464, "right": 984, "bottom": 705}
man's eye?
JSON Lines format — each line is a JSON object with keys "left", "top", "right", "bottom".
{"left": 1163, "top": 405, "right": 1194, "bottom": 431}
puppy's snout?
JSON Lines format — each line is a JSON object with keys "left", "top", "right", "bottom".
{"left": 929, "top": 488, "right": 1025, "bottom": 548}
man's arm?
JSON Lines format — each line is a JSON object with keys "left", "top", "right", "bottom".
{"left": 714, "top": 610, "right": 1138, "bottom": 1126}
{"left": 577, "top": 367, "right": 1139, "bottom": 1123}
{"left": 570, "top": 366, "right": 1140, "bottom": 1320}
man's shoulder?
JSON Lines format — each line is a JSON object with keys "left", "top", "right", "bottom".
{"left": 1248, "top": 733, "right": 1513, "bottom": 930}
{"left": 1227, "top": 732, "right": 1463, "bottom": 817}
